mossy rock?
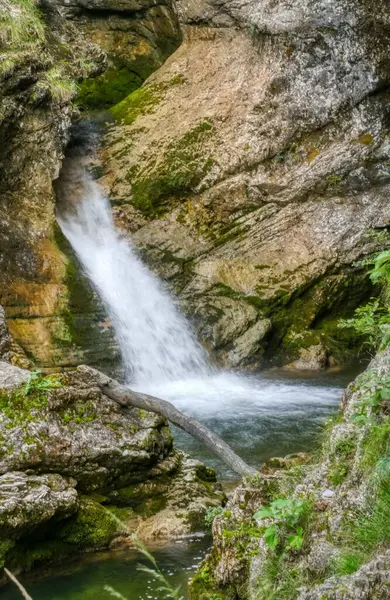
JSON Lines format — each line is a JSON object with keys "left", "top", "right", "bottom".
{"left": 57, "top": 497, "right": 124, "bottom": 549}
{"left": 77, "top": 66, "right": 143, "bottom": 110}
{"left": 127, "top": 118, "right": 216, "bottom": 217}
{"left": 110, "top": 75, "right": 186, "bottom": 126}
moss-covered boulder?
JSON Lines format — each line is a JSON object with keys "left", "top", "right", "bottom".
{"left": 0, "top": 363, "right": 224, "bottom": 572}
{"left": 0, "top": 368, "right": 172, "bottom": 492}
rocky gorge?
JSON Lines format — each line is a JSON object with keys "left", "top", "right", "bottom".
{"left": 1, "top": 0, "right": 390, "bottom": 597}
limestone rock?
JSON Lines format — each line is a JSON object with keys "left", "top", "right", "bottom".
{"left": 134, "top": 454, "right": 225, "bottom": 539}
{"left": 299, "top": 551, "right": 390, "bottom": 600}
{"left": 0, "top": 361, "right": 30, "bottom": 390}
{"left": 0, "top": 307, "right": 11, "bottom": 361}
{"left": 0, "top": 472, "right": 78, "bottom": 539}
{"left": 72, "top": 0, "right": 182, "bottom": 109}
{"left": 286, "top": 344, "right": 328, "bottom": 371}
{"left": 0, "top": 369, "right": 172, "bottom": 492}
{"left": 222, "top": 319, "right": 272, "bottom": 368}
{"left": 102, "top": 0, "right": 390, "bottom": 368}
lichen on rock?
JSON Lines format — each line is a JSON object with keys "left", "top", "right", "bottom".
{"left": 0, "top": 353, "right": 224, "bottom": 572}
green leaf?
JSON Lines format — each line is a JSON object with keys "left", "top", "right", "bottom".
{"left": 264, "top": 525, "right": 278, "bottom": 549}
{"left": 254, "top": 508, "right": 272, "bottom": 520}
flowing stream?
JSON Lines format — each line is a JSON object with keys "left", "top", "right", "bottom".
{"left": 1, "top": 169, "right": 361, "bottom": 599}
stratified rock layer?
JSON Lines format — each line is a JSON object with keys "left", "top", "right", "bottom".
{"left": 101, "top": 0, "right": 390, "bottom": 367}
{"left": 0, "top": 0, "right": 180, "bottom": 370}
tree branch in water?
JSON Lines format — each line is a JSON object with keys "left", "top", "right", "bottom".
{"left": 79, "top": 366, "right": 257, "bottom": 478}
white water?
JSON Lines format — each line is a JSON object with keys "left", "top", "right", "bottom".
{"left": 58, "top": 170, "right": 345, "bottom": 475}
{"left": 58, "top": 174, "right": 209, "bottom": 385}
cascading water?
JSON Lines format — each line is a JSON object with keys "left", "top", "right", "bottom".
{"left": 57, "top": 149, "right": 346, "bottom": 477}
{"left": 58, "top": 172, "right": 210, "bottom": 385}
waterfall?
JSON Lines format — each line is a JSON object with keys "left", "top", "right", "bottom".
{"left": 58, "top": 173, "right": 210, "bottom": 385}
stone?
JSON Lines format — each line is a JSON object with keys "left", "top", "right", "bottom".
{"left": 0, "top": 471, "right": 78, "bottom": 539}
{"left": 286, "top": 344, "right": 328, "bottom": 371}
{"left": 0, "top": 361, "right": 30, "bottom": 391}
{"left": 321, "top": 489, "right": 335, "bottom": 499}
{"left": 299, "top": 551, "right": 390, "bottom": 600}
{"left": 222, "top": 319, "right": 272, "bottom": 367}
{"left": 0, "top": 369, "right": 172, "bottom": 492}
{"left": 0, "top": 307, "right": 11, "bottom": 361}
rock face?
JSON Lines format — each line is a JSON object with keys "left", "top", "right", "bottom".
{"left": 0, "top": 0, "right": 181, "bottom": 370}
{"left": 0, "top": 0, "right": 112, "bottom": 370}
{"left": 100, "top": 0, "right": 390, "bottom": 367}
{"left": 67, "top": 0, "right": 182, "bottom": 108}
{"left": 298, "top": 551, "right": 390, "bottom": 600}
{"left": 190, "top": 348, "right": 390, "bottom": 600}
{"left": 0, "top": 359, "right": 224, "bottom": 572}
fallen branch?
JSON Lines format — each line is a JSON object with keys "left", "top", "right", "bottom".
{"left": 79, "top": 366, "right": 256, "bottom": 477}
{"left": 4, "top": 569, "right": 33, "bottom": 600}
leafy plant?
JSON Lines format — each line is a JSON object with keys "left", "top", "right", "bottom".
{"left": 24, "top": 370, "right": 61, "bottom": 395}
{"left": 349, "top": 370, "right": 390, "bottom": 425}
{"left": 338, "top": 249, "right": 390, "bottom": 351}
{"left": 204, "top": 506, "right": 223, "bottom": 528}
{"left": 254, "top": 498, "right": 308, "bottom": 551}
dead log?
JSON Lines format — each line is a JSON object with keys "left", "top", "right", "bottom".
{"left": 79, "top": 365, "right": 256, "bottom": 478}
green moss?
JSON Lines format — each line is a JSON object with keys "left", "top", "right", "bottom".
{"left": 77, "top": 66, "right": 143, "bottom": 110}
{"left": 58, "top": 498, "right": 121, "bottom": 549}
{"left": 0, "top": 373, "right": 65, "bottom": 426}
{"left": 6, "top": 540, "right": 72, "bottom": 571}
{"left": 110, "top": 74, "right": 186, "bottom": 125}
{"left": 128, "top": 118, "right": 215, "bottom": 217}
{"left": 0, "top": 540, "right": 15, "bottom": 568}
{"left": 60, "top": 399, "right": 98, "bottom": 425}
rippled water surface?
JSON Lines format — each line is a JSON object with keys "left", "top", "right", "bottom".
{"left": 2, "top": 536, "right": 211, "bottom": 600}
{"left": 139, "top": 367, "right": 360, "bottom": 478}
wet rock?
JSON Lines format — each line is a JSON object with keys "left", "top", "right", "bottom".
{"left": 102, "top": 0, "right": 390, "bottom": 368}
{"left": 135, "top": 454, "right": 225, "bottom": 539}
{"left": 286, "top": 344, "right": 328, "bottom": 371}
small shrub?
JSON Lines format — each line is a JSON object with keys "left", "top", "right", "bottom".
{"left": 338, "top": 249, "right": 390, "bottom": 351}
{"left": 254, "top": 498, "right": 310, "bottom": 551}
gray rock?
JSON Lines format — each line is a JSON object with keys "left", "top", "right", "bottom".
{"left": 287, "top": 345, "right": 328, "bottom": 371}
{"left": 0, "top": 307, "right": 11, "bottom": 361}
{"left": 102, "top": 0, "right": 390, "bottom": 369}
{"left": 0, "top": 361, "right": 30, "bottom": 390}
{"left": 0, "top": 471, "right": 78, "bottom": 538}
{"left": 0, "top": 369, "right": 172, "bottom": 493}
{"left": 299, "top": 550, "right": 390, "bottom": 600}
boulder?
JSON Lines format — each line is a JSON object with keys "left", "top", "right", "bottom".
{"left": 0, "top": 369, "right": 172, "bottom": 492}
{"left": 0, "top": 472, "right": 78, "bottom": 539}
{"left": 0, "top": 361, "right": 30, "bottom": 391}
